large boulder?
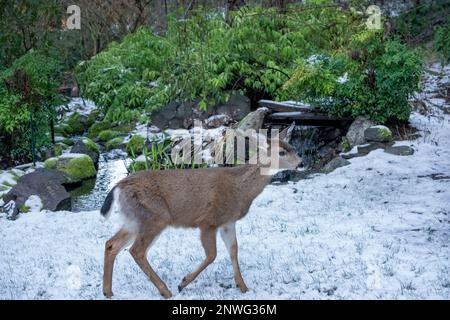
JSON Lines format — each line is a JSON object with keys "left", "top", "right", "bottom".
{"left": 65, "top": 112, "right": 89, "bottom": 136}
{"left": 70, "top": 138, "right": 100, "bottom": 166}
{"left": 44, "top": 153, "right": 96, "bottom": 184}
{"left": 2, "top": 169, "right": 71, "bottom": 220}
{"left": 346, "top": 116, "right": 375, "bottom": 147}
{"left": 150, "top": 94, "right": 251, "bottom": 130}
{"left": 364, "top": 125, "right": 393, "bottom": 143}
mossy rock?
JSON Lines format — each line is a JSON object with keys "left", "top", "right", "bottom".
{"left": 65, "top": 113, "right": 87, "bottom": 136}
{"left": 44, "top": 154, "right": 96, "bottom": 184}
{"left": 54, "top": 125, "right": 69, "bottom": 138}
{"left": 364, "top": 126, "right": 393, "bottom": 143}
{"left": 98, "top": 130, "right": 123, "bottom": 142}
{"left": 106, "top": 137, "right": 126, "bottom": 151}
{"left": 62, "top": 138, "right": 75, "bottom": 146}
{"left": 87, "top": 109, "right": 101, "bottom": 127}
{"left": 126, "top": 135, "right": 146, "bottom": 155}
{"left": 88, "top": 121, "right": 111, "bottom": 139}
{"left": 81, "top": 137, "right": 100, "bottom": 153}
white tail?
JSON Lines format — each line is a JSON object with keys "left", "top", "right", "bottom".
{"left": 101, "top": 124, "right": 301, "bottom": 299}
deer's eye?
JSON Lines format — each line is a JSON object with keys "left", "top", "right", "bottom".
{"left": 279, "top": 150, "right": 287, "bottom": 157}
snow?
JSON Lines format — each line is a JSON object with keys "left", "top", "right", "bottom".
{"left": 1, "top": 68, "right": 450, "bottom": 300}
{"left": 63, "top": 98, "right": 97, "bottom": 117}
{"left": 24, "top": 196, "right": 43, "bottom": 214}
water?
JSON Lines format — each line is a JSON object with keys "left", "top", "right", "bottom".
{"left": 70, "top": 153, "right": 128, "bottom": 212}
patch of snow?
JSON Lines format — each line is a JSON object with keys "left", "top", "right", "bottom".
{"left": 63, "top": 98, "right": 97, "bottom": 117}
{"left": 24, "top": 195, "right": 43, "bottom": 214}
{"left": 337, "top": 72, "right": 349, "bottom": 84}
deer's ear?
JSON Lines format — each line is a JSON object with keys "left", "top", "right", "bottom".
{"left": 279, "top": 122, "right": 295, "bottom": 143}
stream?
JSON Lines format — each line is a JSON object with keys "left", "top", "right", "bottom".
{"left": 70, "top": 152, "right": 128, "bottom": 212}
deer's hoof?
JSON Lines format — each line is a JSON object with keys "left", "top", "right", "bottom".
{"left": 161, "top": 290, "right": 173, "bottom": 299}
{"left": 104, "top": 291, "right": 113, "bottom": 299}
{"left": 237, "top": 284, "right": 249, "bottom": 293}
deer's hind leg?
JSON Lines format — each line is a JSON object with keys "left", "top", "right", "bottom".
{"left": 179, "top": 226, "right": 217, "bottom": 292}
{"left": 103, "top": 228, "right": 133, "bottom": 298}
{"left": 129, "top": 225, "right": 172, "bottom": 299}
{"left": 219, "top": 222, "right": 248, "bottom": 293}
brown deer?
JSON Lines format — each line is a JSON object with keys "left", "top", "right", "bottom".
{"left": 100, "top": 124, "right": 301, "bottom": 299}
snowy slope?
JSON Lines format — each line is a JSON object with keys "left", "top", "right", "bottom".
{"left": 1, "top": 72, "right": 450, "bottom": 300}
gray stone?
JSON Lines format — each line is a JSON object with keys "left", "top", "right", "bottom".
{"left": 346, "top": 116, "right": 375, "bottom": 147}
{"left": 151, "top": 94, "right": 251, "bottom": 129}
{"left": 236, "top": 108, "right": 269, "bottom": 131}
{"left": 271, "top": 169, "right": 316, "bottom": 183}
{"left": 71, "top": 140, "right": 100, "bottom": 167}
{"left": 364, "top": 126, "right": 393, "bottom": 143}
{"left": 357, "top": 142, "right": 390, "bottom": 155}
{"left": 384, "top": 145, "right": 414, "bottom": 156}
{"left": 322, "top": 156, "right": 350, "bottom": 173}
{"left": 2, "top": 169, "right": 71, "bottom": 220}
{"left": 205, "top": 114, "right": 232, "bottom": 128}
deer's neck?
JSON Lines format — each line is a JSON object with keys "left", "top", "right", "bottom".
{"left": 236, "top": 164, "right": 272, "bottom": 210}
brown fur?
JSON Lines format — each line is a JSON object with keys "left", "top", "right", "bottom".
{"left": 102, "top": 124, "right": 301, "bottom": 299}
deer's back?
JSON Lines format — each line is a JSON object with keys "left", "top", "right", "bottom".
{"left": 116, "top": 167, "right": 248, "bottom": 229}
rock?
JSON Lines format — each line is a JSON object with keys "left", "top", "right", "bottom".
{"left": 106, "top": 137, "right": 127, "bottom": 151}
{"left": 357, "top": 142, "right": 391, "bottom": 155}
{"left": 70, "top": 138, "right": 100, "bottom": 166}
{"left": 88, "top": 121, "right": 111, "bottom": 139}
{"left": 364, "top": 125, "right": 393, "bottom": 143}
{"left": 151, "top": 94, "right": 251, "bottom": 129}
{"left": 322, "top": 156, "right": 350, "bottom": 173}
{"left": 205, "top": 114, "right": 232, "bottom": 128}
{"left": 384, "top": 145, "right": 415, "bottom": 156}
{"left": 236, "top": 107, "right": 269, "bottom": 131}
{"left": 2, "top": 169, "right": 71, "bottom": 220}
{"left": 65, "top": 112, "right": 89, "bottom": 136}
{"left": 216, "top": 94, "right": 251, "bottom": 121}
{"left": 98, "top": 130, "right": 123, "bottom": 142}
{"left": 346, "top": 116, "right": 375, "bottom": 147}
{"left": 71, "top": 86, "right": 79, "bottom": 97}
{"left": 44, "top": 153, "right": 97, "bottom": 184}
{"left": 271, "top": 169, "right": 315, "bottom": 183}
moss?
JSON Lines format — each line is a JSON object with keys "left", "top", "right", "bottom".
{"left": 44, "top": 157, "right": 58, "bottom": 169}
{"left": 126, "top": 135, "right": 146, "bottom": 155}
{"left": 57, "top": 155, "right": 97, "bottom": 183}
{"left": 380, "top": 128, "right": 393, "bottom": 141}
{"left": 62, "top": 138, "right": 74, "bottom": 146}
{"left": 54, "top": 125, "right": 69, "bottom": 138}
{"left": 87, "top": 109, "right": 100, "bottom": 127}
{"left": 53, "top": 144, "right": 65, "bottom": 157}
{"left": 340, "top": 137, "right": 351, "bottom": 153}
{"left": 65, "top": 113, "right": 85, "bottom": 136}
{"left": 19, "top": 205, "right": 30, "bottom": 213}
{"left": 98, "top": 130, "right": 122, "bottom": 142}
{"left": 106, "top": 137, "right": 125, "bottom": 151}
{"left": 88, "top": 121, "right": 111, "bottom": 139}
{"left": 81, "top": 137, "right": 100, "bottom": 153}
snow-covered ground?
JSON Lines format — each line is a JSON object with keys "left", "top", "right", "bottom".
{"left": 1, "top": 68, "right": 450, "bottom": 300}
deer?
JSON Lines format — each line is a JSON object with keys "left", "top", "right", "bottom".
{"left": 100, "top": 123, "right": 301, "bottom": 299}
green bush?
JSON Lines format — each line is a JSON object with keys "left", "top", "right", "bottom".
{"left": 0, "top": 50, "right": 62, "bottom": 164}
{"left": 435, "top": 23, "right": 450, "bottom": 62}
{"left": 283, "top": 32, "right": 422, "bottom": 123}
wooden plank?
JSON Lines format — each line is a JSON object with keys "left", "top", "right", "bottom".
{"left": 258, "top": 100, "right": 314, "bottom": 113}
{"left": 268, "top": 111, "right": 353, "bottom": 126}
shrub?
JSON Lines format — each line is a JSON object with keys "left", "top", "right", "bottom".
{"left": 126, "top": 135, "right": 146, "bottom": 155}
{"left": 435, "top": 23, "right": 450, "bottom": 62}
{"left": 0, "top": 51, "right": 62, "bottom": 164}
{"left": 283, "top": 32, "right": 423, "bottom": 123}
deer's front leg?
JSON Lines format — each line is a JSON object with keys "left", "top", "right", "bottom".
{"left": 220, "top": 222, "right": 248, "bottom": 293}
{"left": 178, "top": 227, "right": 217, "bottom": 291}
